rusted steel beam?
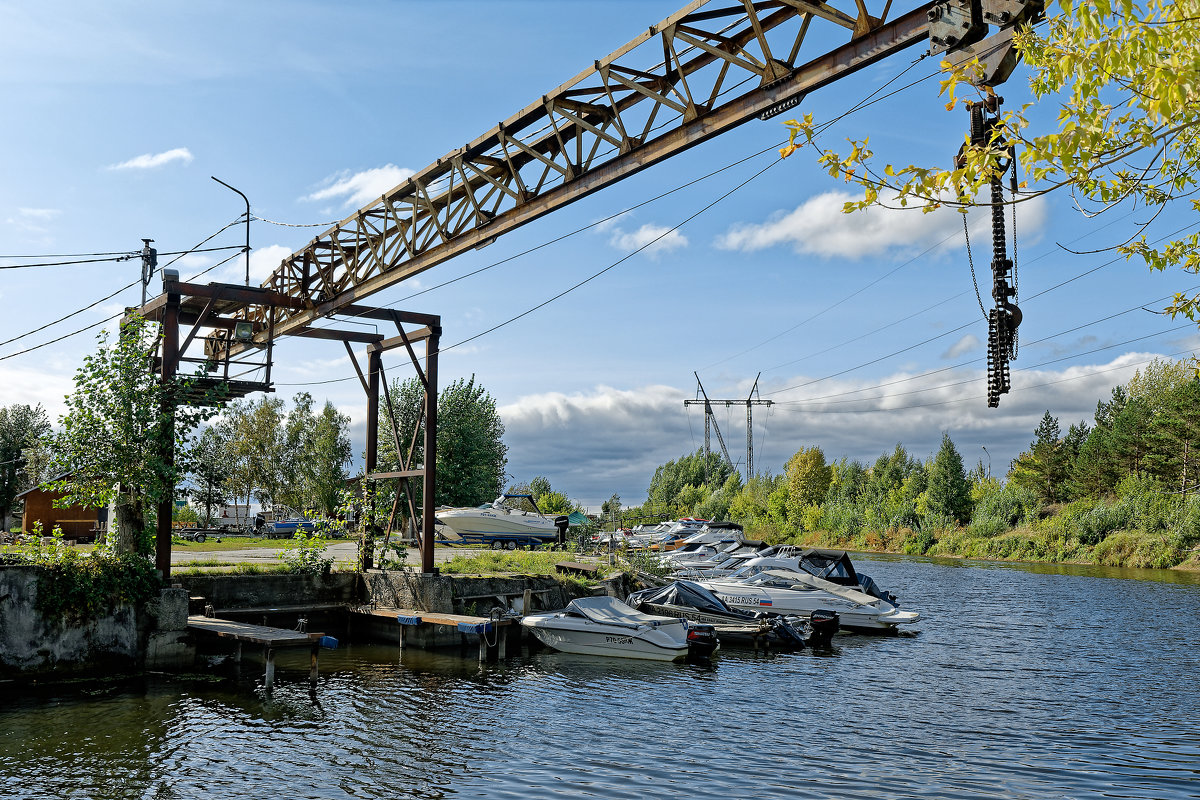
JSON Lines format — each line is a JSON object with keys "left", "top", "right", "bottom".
{"left": 223, "top": 2, "right": 932, "bottom": 341}
{"left": 369, "top": 470, "right": 426, "bottom": 480}
{"left": 367, "top": 327, "right": 435, "bottom": 352}
{"left": 290, "top": 328, "right": 384, "bottom": 344}
{"left": 162, "top": 280, "right": 310, "bottom": 311}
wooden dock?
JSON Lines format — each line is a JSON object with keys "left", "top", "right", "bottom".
{"left": 188, "top": 615, "right": 326, "bottom": 690}
{"left": 352, "top": 606, "right": 516, "bottom": 661}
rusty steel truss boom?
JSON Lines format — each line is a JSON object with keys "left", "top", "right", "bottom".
{"left": 221, "top": 0, "right": 944, "bottom": 353}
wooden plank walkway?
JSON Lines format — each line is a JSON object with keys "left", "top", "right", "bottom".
{"left": 352, "top": 606, "right": 515, "bottom": 661}
{"left": 188, "top": 615, "right": 325, "bottom": 690}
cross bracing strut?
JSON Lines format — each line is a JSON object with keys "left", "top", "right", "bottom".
{"left": 216, "top": 1, "right": 939, "bottom": 356}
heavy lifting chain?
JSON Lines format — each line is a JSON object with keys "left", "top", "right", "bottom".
{"left": 961, "top": 98, "right": 1022, "bottom": 407}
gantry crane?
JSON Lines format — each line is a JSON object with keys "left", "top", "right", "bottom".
{"left": 139, "top": 0, "right": 1043, "bottom": 576}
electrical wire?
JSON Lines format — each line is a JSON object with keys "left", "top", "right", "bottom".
{"left": 777, "top": 322, "right": 1193, "bottom": 409}
{"left": 0, "top": 249, "right": 140, "bottom": 258}
{"left": 440, "top": 157, "right": 784, "bottom": 355}
{"left": 270, "top": 60, "right": 969, "bottom": 388}
{"left": 274, "top": 149, "right": 788, "bottom": 385}
{"left": 778, "top": 345, "right": 1198, "bottom": 415}
{"left": 0, "top": 255, "right": 135, "bottom": 269}
{"left": 296, "top": 50, "right": 940, "bottom": 340}
{"left": 759, "top": 216, "right": 1200, "bottom": 398}
{"left": 756, "top": 275, "right": 1200, "bottom": 410}
{"left": 0, "top": 250, "right": 245, "bottom": 363}
{"left": 0, "top": 219, "right": 245, "bottom": 357}
{"left": 0, "top": 245, "right": 242, "bottom": 270}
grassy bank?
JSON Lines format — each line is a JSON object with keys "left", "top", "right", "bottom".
{"left": 768, "top": 523, "right": 1200, "bottom": 570}
{"left": 439, "top": 549, "right": 604, "bottom": 575}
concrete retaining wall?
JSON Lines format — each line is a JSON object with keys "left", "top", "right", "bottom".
{"left": 360, "top": 572, "right": 578, "bottom": 614}
{"left": 1, "top": 566, "right": 614, "bottom": 677}
{"left": 0, "top": 566, "right": 191, "bottom": 680}
{"left": 179, "top": 572, "right": 358, "bottom": 611}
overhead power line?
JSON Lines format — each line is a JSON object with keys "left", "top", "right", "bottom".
{"left": 777, "top": 346, "right": 1198, "bottom": 416}
{"left": 776, "top": 322, "right": 1194, "bottom": 410}
{"left": 0, "top": 220, "right": 245, "bottom": 359}
{"left": 0, "top": 245, "right": 242, "bottom": 270}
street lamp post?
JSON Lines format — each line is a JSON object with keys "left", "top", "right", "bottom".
{"left": 981, "top": 445, "right": 992, "bottom": 480}
{"left": 211, "top": 176, "right": 251, "bottom": 286}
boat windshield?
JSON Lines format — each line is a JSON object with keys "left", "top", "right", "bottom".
{"left": 725, "top": 563, "right": 772, "bottom": 580}
{"left": 740, "top": 571, "right": 812, "bottom": 589}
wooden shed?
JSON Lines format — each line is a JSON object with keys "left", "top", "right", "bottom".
{"left": 17, "top": 477, "right": 106, "bottom": 543}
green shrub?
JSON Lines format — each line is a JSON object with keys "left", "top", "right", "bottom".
{"left": 900, "top": 527, "right": 935, "bottom": 555}
{"left": 820, "top": 500, "right": 864, "bottom": 539}
{"left": 1, "top": 525, "right": 162, "bottom": 622}
{"left": 1092, "top": 530, "right": 1185, "bottom": 569}
{"left": 278, "top": 530, "right": 333, "bottom": 575}
{"left": 968, "top": 482, "right": 1041, "bottom": 536}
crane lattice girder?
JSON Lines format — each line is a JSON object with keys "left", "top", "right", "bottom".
{"left": 220, "top": 0, "right": 934, "bottom": 350}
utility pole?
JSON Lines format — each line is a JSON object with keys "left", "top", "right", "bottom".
{"left": 139, "top": 239, "right": 157, "bottom": 307}
{"left": 683, "top": 373, "right": 772, "bottom": 482}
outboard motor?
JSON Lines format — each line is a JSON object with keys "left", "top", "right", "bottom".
{"left": 807, "top": 609, "right": 840, "bottom": 648}
{"left": 686, "top": 624, "right": 719, "bottom": 660}
{"left": 554, "top": 515, "right": 570, "bottom": 546}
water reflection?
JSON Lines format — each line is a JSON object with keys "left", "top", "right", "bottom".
{"left": 2, "top": 558, "right": 1199, "bottom": 799}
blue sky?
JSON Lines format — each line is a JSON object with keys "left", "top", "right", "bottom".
{"left": 1, "top": 1, "right": 1195, "bottom": 508}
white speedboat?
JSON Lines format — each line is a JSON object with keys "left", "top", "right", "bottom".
{"left": 626, "top": 518, "right": 708, "bottom": 549}
{"left": 698, "top": 553, "right": 920, "bottom": 633}
{"left": 521, "top": 596, "right": 716, "bottom": 661}
{"left": 435, "top": 493, "right": 568, "bottom": 549}
{"left": 627, "top": 580, "right": 840, "bottom": 648}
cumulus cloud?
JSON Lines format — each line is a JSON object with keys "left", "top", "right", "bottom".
{"left": 500, "top": 384, "right": 690, "bottom": 507}
{"left": 0, "top": 364, "right": 73, "bottom": 420}
{"left": 303, "top": 164, "right": 416, "bottom": 209}
{"left": 941, "top": 334, "right": 981, "bottom": 360}
{"left": 108, "top": 147, "right": 194, "bottom": 170}
{"left": 492, "top": 351, "right": 1155, "bottom": 506}
{"left": 716, "top": 190, "right": 1047, "bottom": 260}
{"left": 596, "top": 213, "right": 687, "bottom": 258}
{"left": 5, "top": 207, "right": 61, "bottom": 237}
{"left": 608, "top": 223, "right": 688, "bottom": 257}
{"left": 213, "top": 244, "right": 294, "bottom": 284}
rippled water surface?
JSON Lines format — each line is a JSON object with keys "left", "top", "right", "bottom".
{"left": 3, "top": 558, "right": 1199, "bottom": 799}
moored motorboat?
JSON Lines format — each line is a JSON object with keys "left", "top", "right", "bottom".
{"left": 521, "top": 596, "right": 717, "bottom": 661}
{"left": 627, "top": 580, "right": 839, "bottom": 648}
{"left": 699, "top": 563, "right": 919, "bottom": 633}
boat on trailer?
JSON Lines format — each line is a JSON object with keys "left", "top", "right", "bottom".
{"left": 435, "top": 493, "right": 569, "bottom": 550}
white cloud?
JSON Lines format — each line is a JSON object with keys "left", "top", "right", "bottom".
{"left": 303, "top": 164, "right": 415, "bottom": 209}
{"left": 607, "top": 223, "right": 688, "bottom": 257}
{"left": 0, "top": 364, "right": 74, "bottom": 421}
{"left": 15, "top": 208, "right": 59, "bottom": 220}
{"left": 5, "top": 207, "right": 61, "bottom": 237}
{"left": 716, "top": 190, "right": 1047, "bottom": 260}
{"left": 108, "top": 147, "right": 194, "bottom": 170}
{"left": 941, "top": 334, "right": 981, "bottom": 360}
{"left": 214, "top": 244, "right": 294, "bottom": 284}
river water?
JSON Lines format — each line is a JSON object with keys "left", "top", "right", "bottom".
{"left": 3, "top": 557, "right": 1199, "bottom": 799}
